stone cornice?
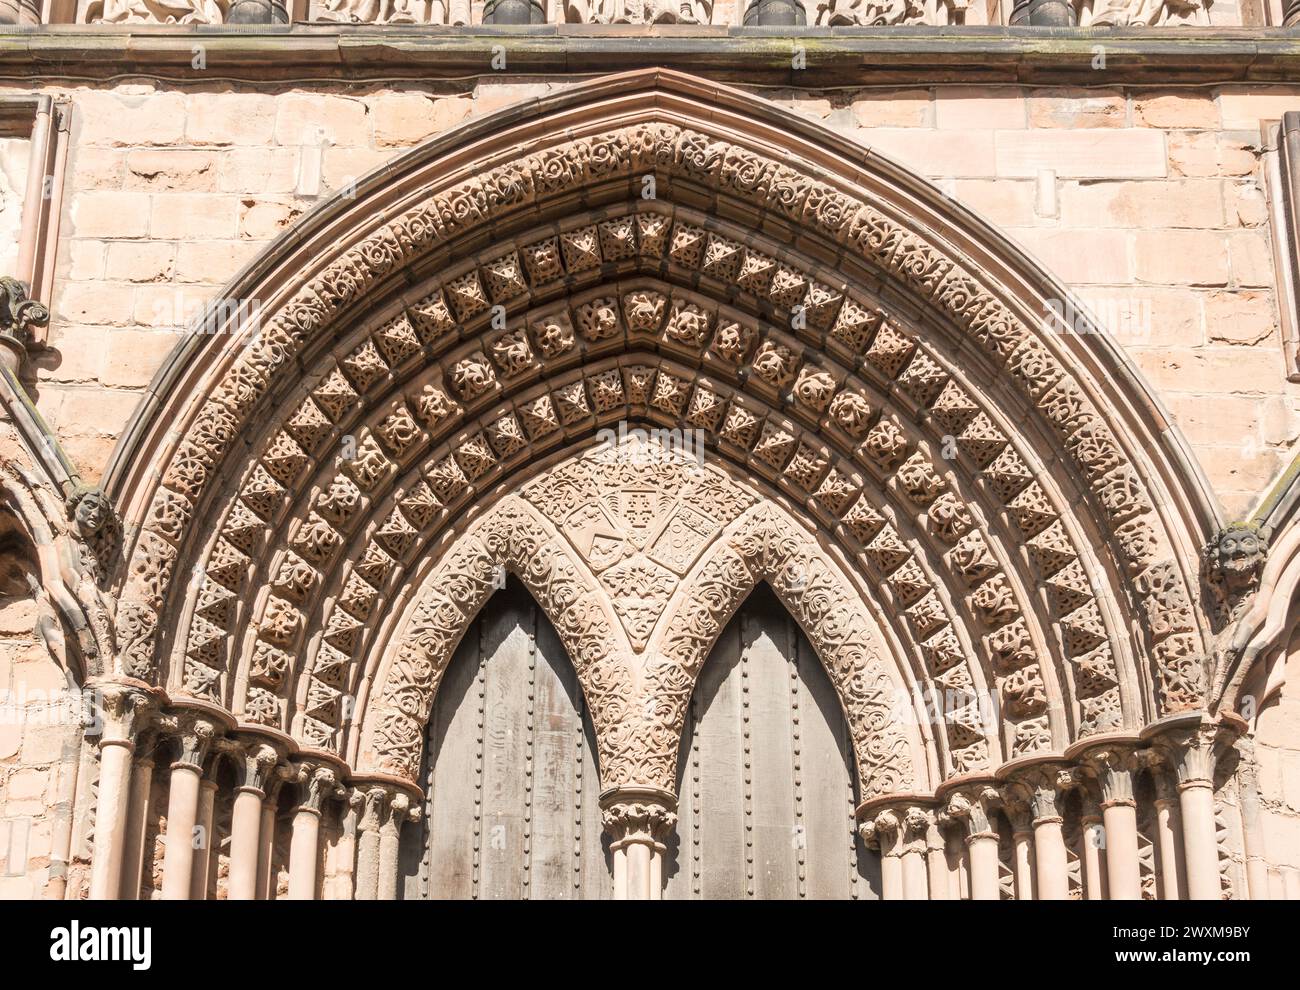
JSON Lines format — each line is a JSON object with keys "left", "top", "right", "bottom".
{"left": 2, "top": 27, "right": 1300, "bottom": 85}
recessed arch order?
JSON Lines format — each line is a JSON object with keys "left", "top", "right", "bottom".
{"left": 101, "top": 68, "right": 1221, "bottom": 807}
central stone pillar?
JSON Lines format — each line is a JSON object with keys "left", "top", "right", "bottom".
{"left": 1021, "top": 766, "right": 1072, "bottom": 901}
{"left": 1000, "top": 787, "right": 1036, "bottom": 901}
{"left": 600, "top": 787, "right": 677, "bottom": 900}
{"left": 119, "top": 727, "right": 158, "bottom": 900}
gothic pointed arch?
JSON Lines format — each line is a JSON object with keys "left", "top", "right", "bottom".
{"left": 98, "top": 68, "right": 1222, "bottom": 807}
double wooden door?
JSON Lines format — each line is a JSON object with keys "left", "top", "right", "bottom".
{"left": 405, "top": 580, "right": 875, "bottom": 899}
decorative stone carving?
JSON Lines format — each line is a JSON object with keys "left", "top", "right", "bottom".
{"left": 812, "top": 0, "right": 925, "bottom": 23}
{"left": 1203, "top": 523, "right": 1268, "bottom": 625}
{"left": 1085, "top": 0, "right": 1210, "bottom": 26}
{"left": 563, "top": 0, "right": 712, "bottom": 21}
{"left": 0, "top": 275, "right": 49, "bottom": 371}
{"left": 82, "top": 0, "right": 227, "bottom": 22}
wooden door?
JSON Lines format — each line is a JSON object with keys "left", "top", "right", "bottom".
{"left": 404, "top": 577, "right": 610, "bottom": 899}
{"left": 664, "top": 584, "right": 877, "bottom": 899}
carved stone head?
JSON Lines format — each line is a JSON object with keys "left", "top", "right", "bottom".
{"left": 72, "top": 487, "right": 112, "bottom": 537}
{"left": 1204, "top": 523, "right": 1269, "bottom": 621}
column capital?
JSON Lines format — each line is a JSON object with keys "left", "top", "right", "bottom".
{"left": 1150, "top": 721, "right": 1226, "bottom": 792}
{"left": 222, "top": 739, "right": 280, "bottom": 796}
{"left": 599, "top": 787, "right": 677, "bottom": 847}
{"left": 1080, "top": 745, "right": 1140, "bottom": 809}
{"left": 945, "top": 784, "right": 1001, "bottom": 840}
{"left": 997, "top": 782, "right": 1035, "bottom": 834}
{"left": 87, "top": 682, "right": 156, "bottom": 748}
{"left": 293, "top": 763, "right": 344, "bottom": 817}
{"left": 1012, "top": 763, "right": 1074, "bottom": 826}
{"left": 160, "top": 711, "right": 222, "bottom": 772}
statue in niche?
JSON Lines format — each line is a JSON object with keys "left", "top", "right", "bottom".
{"left": 1081, "top": 0, "right": 1210, "bottom": 25}
{"left": 83, "top": 0, "right": 227, "bottom": 22}
{"left": 812, "top": 0, "right": 927, "bottom": 24}
{"left": 313, "top": 0, "right": 445, "bottom": 22}
{"left": 564, "top": 0, "right": 713, "bottom": 23}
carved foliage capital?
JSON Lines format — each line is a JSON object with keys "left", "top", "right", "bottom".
{"left": 601, "top": 791, "right": 677, "bottom": 846}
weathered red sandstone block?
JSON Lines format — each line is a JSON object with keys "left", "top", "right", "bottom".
{"left": 1135, "top": 229, "right": 1230, "bottom": 285}
{"left": 935, "top": 88, "right": 1027, "bottom": 130}
{"left": 850, "top": 89, "right": 932, "bottom": 128}
{"left": 149, "top": 193, "right": 240, "bottom": 240}
{"left": 186, "top": 93, "right": 277, "bottom": 146}
{"left": 70, "top": 190, "right": 150, "bottom": 238}
{"left": 1059, "top": 178, "right": 1225, "bottom": 229}
{"left": 1134, "top": 91, "right": 1221, "bottom": 130}
{"left": 1027, "top": 88, "right": 1126, "bottom": 129}
{"left": 124, "top": 149, "right": 218, "bottom": 192}
{"left": 1010, "top": 227, "right": 1131, "bottom": 284}
{"left": 996, "top": 129, "right": 1166, "bottom": 179}
{"left": 862, "top": 128, "right": 996, "bottom": 178}
{"left": 105, "top": 241, "right": 175, "bottom": 283}
{"left": 274, "top": 94, "right": 370, "bottom": 148}
{"left": 76, "top": 91, "right": 185, "bottom": 147}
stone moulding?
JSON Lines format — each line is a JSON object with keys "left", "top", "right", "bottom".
{"left": 100, "top": 68, "right": 1222, "bottom": 801}
{"left": 3, "top": 29, "right": 1300, "bottom": 84}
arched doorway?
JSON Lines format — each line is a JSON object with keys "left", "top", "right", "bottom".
{"left": 665, "top": 583, "right": 876, "bottom": 899}
{"left": 402, "top": 576, "right": 609, "bottom": 899}
{"left": 85, "top": 69, "right": 1231, "bottom": 902}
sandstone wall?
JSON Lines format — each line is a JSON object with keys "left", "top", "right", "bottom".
{"left": 6, "top": 76, "right": 1300, "bottom": 898}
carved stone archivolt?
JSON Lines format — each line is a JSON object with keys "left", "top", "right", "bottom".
{"left": 103, "top": 70, "right": 1218, "bottom": 809}
{"left": 360, "top": 435, "right": 920, "bottom": 795}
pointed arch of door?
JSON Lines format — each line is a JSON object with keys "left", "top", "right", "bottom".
{"left": 665, "top": 581, "right": 878, "bottom": 900}
{"left": 400, "top": 571, "right": 880, "bottom": 901}
{"left": 400, "top": 574, "right": 612, "bottom": 900}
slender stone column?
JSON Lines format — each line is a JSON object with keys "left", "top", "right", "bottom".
{"left": 600, "top": 787, "right": 677, "bottom": 900}
{"left": 189, "top": 756, "right": 220, "bottom": 901}
{"left": 1023, "top": 767, "right": 1070, "bottom": 901}
{"left": 288, "top": 765, "right": 341, "bottom": 901}
{"left": 119, "top": 730, "right": 157, "bottom": 900}
{"left": 862, "top": 810, "right": 903, "bottom": 900}
{"left": 1141, "top": 751, "right": 1187, "bottom": 900}
{"left": 378, "top": 791, "right": 418, "bottom": 901}
{"left": 1079, "top": 792, "right": 1108, "bottom": 900}
{"left": 900, "top": 807, "right": 930, "bottom": 900}
{"left": 331, "top": 790, "right": 364, "bottom": 901}
{"left": 1085, "top": 747, "right": 1141, "bottom": 900}
{"left": 353, "top": 787, "right": 387, "bottom": 901}
{"left": 1000, "top": 787, "right": 1035, "bottom": 901}
{"left": 1161, "top": 725, "right": 1224, "bottom": 901}
{"left": 925, "top": 813, "right": 951, "bottom": 900}
{"left": 947, "top": 786, "right": 1001, "bottom": 901}
{"left": 160, "top": 714, "right": 219, "bottom": 900}
{"left": 87, "top": 686, "right": 152, "bottom": 901}
{"left": 227, "top": 744, "right": 279, "bottom": 901}
{"left": 1234, "top": 740, "right": 1271, "bottom": 900}
{"left": 256, "top": 766, "right": 293, "bottom": 900}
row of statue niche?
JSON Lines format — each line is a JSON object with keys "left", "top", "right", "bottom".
{"left": 81, "top": 0, "right": 1207, "bottom": 23}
